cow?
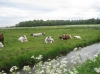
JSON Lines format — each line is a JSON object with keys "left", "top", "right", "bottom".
{"left": 45, "top": 36, "right": 54, "bottom": 43}
{"left": 30, "top": 32, "right": 45, "bottom": 37}
{"left": 0, "top": 42, "right": 4, "bottom": 47}
{"left": 0, "top": 34, "right": 4, "bottom": 44}
{"left": 73, "top": 36, "right": 82, "bottom": 40}
{"left": 18, "top": 35, "right": 28, "bottom": 42}
{"left": 59, "top": 34, "right": 72, "bottom": 40}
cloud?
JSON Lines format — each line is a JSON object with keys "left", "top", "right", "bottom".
{"left": 0, "top": 0, "right": 100, "bottom": 27}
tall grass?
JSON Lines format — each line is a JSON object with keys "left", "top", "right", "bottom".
{"left": 0, "top": 26, "right": 100, "bottom": 71}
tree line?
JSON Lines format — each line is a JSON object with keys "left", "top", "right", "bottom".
{"left": 15, "top": 18, "right": 100, "bottom": 27}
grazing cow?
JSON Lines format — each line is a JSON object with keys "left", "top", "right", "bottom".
{"left": 18, "top": 35, "right": 28, "bottom": 42}
{"left": 59, "top": 34, "right": 72, "bottom": 40}
{"left": 0, "top": 34, "right": 4, "bottom": 44}
{"left": 73, "top": 36, "right": 82, "bottom": 40}
{"left": 45, "top": 36, "right": 54, "bottom": 43}
{"left": 0, "top": 42, "right": 4, "bottom": 47}
{"left": 30, "top": 32, "right": 45, "bottom": 37}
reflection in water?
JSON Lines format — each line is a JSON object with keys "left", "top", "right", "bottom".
{"left": 60, "top": 43, "right": 100, "bottom": 68}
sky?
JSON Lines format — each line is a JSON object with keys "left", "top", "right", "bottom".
{"left": 0, "top": 0, "right": 100, "bottom": 27}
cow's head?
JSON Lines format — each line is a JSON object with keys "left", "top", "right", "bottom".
{"left": 42, "top": 32, "right": 45, "bottom": 36}
{"left": 59, "top": 36, "right": 63, "bottom": 39}
{"left": 30, "top": 34, "right": 33, "bottom": 36}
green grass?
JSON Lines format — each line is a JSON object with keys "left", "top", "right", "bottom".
{"left": 75, "top": 54, "right": 100, "bottom": 74}
{"left": 0, "top": 26, "right": 100, "bottom": 71}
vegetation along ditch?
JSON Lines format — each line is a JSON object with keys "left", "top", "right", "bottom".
{"left": 0, "top": 25, "right": 100, "bottom": 73}
{"left": 13, "top": 43, "right": 100, "bottom": 74}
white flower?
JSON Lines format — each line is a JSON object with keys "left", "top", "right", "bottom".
{"left": 64, "top": 69, "right": 68, "bottom": 72}
{"left": 92, "top": 58, "right": 96, "bottom": 62}
{"left": 10, "top": 66, "right": 18, "bottom": 72}
{"left": 10, "top": 68, "right": 14, "bottom": 72}
{"left": 22, "top": 65, "right": 31, "bottom": 72}
{"left": 68, "top": 70, "right": 74, "bottom": 74}
{"left": 61, "top": 60, "right": 67, "bottom": 64}
{"left": 94, "top": 54, "right": 98, "bottom": 58}
{"left": 94, "top": 68, "right": 100, "bottom": 73}
{"left": 31, "top": 55, "right": 35, "bottom": 59}
{"left": 36, "top": 55, "right": 43, "bottom": 60}
{"left": 16, "top": 72, "right": 20, "bottom": 74}
{"left": 78, "top": 47, "right": 82, "bottom": 50}
{"left": 1, "top": 70, "right": 5, "bottom": 73}
{"left": 74, "top": 47, "right": 77, "bottom": 51}
{"left": 2, "top": 73, "right": 7, "bottom": 74}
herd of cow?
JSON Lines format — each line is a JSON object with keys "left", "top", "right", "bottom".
{"left": 0, "top": 32, "right": 82, "bottom": 48}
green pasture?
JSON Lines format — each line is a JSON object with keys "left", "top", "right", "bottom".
{"left": 0, "top": 26, "right": 100, "bottom": 71}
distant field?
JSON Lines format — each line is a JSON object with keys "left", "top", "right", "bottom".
{"left": 1, "top": 24, "right": 100, "bottom": 29}
{"left": 0, "top": 25, "right": 100, "bottom": 71}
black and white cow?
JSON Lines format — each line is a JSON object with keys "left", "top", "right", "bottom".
{"left": 45, "top": 36, "right": 54, "bottom": 43}
{"left": 30, "top": 32, "right": 45, "bottom": 37}
{"left": 18, "top": 35, "right": 28, "bottom": 42}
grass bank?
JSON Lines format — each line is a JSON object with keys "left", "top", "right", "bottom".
{"left": 0, "top": 26, "right": 100, "bottom": 71}
{"left": 75, "top": 52, "right": 100, "bottom": 74}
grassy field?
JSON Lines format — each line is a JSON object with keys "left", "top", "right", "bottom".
{"left": 0, "top": 25, "right": 100, "bottom": 71}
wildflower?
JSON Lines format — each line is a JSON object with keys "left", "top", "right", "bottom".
{"left": 56, "top": 62, "right": 60, "bottom": 66}
{"left": 62, "top": 58, "right": 67, "bottom": 61}
{"left": 2, "top": 73, "right": 7, "bottom": 74}
{"left": 32, "top": 55, "right": 43, "bottom": 60}
{"left": 73, "top": 67, "right": 78, "bottom": 74}
{"left": 10, "top": 66, "right": 18, "bottom": 72}
{"left": 61, "top": 60, "right": 68, "bottom": 64}
{"left": 31, "top": 55, "right": 35, "bottom": 59}
{"left": 29, "top": 72, "right": 32, "bottom": 74}
{"left": 92, "top": 58, "right": 96, "bottom": 62}
{"left": 73, "top": 47, "right": 77, "bottom": 51}
{"left": 68, "top": 70, "right": 74, "bottom": 74}
{"left": 78, "top": 59, "right": 82, "bottom": 64}
{"left": 94, "top": 54, "right": 98, "bottom": 58}
{"left": 22, "top": 65, "right": 31, "bottom": 72}
{"left": 48, "top": 59, "right": 51, "bottom": 61}
{"left": 78, "top": 47, "right": 82, "bottom": 50}
{"left": 38, "top": 55, "right": 43, "bottom": 60}
{"left": 0, "top": 70, "right": 7, "bottom": 74}
{"left": 94, "top": 68, "right": 100, "bottom": 73}
{"left": 1, "top": 70, "right": 5, "bottom": 73}
{"left": 64, "top": 69, "right": 68, "bottom": 72}
{"left": 68, "top": 69, "right": 78, "bottom": 74}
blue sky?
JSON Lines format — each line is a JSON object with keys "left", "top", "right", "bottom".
{"left": 0, "top": 0, "right": 100, "bottom": 27}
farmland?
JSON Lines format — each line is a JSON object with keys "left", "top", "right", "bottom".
{"left": 0, "top": 25, "right": 100, "bottom": 71}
